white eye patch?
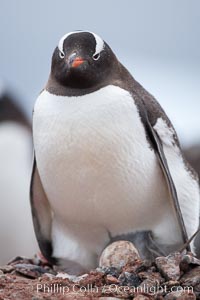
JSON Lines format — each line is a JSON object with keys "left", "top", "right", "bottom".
{"left": 58, "top": 30, "right": 105, "bottom": 57}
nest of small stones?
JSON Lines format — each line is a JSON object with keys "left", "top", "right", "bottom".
{"left": 0, "top": 242, "right": 200, "bottom": 300}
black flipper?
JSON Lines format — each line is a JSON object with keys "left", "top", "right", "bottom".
{"left": 124, "top": 74, "right": 191, "bottom": 251}
{"left": 142, "top": 109, "right": 190, "bottom": 251}
{"left": 30, "top": 157, "right": 57, "bottom": 264}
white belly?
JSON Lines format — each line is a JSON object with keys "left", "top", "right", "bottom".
{"left": 33, "top": 85, "right": 173, "bottom": 237}
{"left": 0, "top": 123, "right": 38, "bottom": 263}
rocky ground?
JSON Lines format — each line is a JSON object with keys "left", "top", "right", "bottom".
{"left": 0, "top": 241, "right": 200, "bottom": 300}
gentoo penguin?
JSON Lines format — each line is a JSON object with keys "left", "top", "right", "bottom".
{"left": 184, "top": 144, "right": 200, "bottom": 257}
{"left": 0, "top": 87, "right": 38, "bottom": 264}
{"left": 31, "top": 31, "right": 200, "bottom": 274}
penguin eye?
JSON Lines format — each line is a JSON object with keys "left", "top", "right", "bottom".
{"left": 93, "top": 53, "right": 100, "bottom": 61}
{"left": 59, "top": 51, "right": 65, "bottom": 59}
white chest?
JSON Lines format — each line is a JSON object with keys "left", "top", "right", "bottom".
{"left": 33, "top": 85, "right": 169, "bottom": 234}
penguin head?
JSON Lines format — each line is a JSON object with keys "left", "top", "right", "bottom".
{"left": 50, "top": 31, "right": 118, "bottom": 89}
{"left": 0, "top": 90, "right": 30, "bottom": 129}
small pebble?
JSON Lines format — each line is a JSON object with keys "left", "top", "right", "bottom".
{"left": 56, "top": 272, "right": 88, "bottom": 282}
{"left": 164, "top": 290, "right": 196, "bottom": 300}
{"left": 101, "top": 266, "right": 121, "bottom": 277}
{"left": 119, "top": 271, "right": 142, "bottom": 287}
{"left": 99, "top": 298, "right": 123, "bottom": 300}
{"left": 155, "top": 252, "right": 181, "bottom": 281}
{"left": 14, "top": 263, "right": 47, "bottom": 279}
{"left": 99, "top": 240, "right": 140, "bottom": 268}
{"left": 56, "top": 272, "right": 76, "bottom": 280}
{"left": 180, "top": 253, "right": 200, "bottom": 272}
{"left": 0, "top": 265, "right": 14, "bottom": 273}
{"left": 181, "top": 266, "right": 200, "bottom": 287}
{"left": 106, "top": 274, "right": 120, "bottom": 284}
{"left": 134, "top": 295, "right": 151, "bottom": 300}
{"left": 42, "top": 272, "right": 55, "bottom": 279}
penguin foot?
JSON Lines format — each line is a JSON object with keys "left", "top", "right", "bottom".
{"left": 36, "top": 252, "right": 49, "bottom": 265}
{"left": 141, "top": 231, "right": 167, "bottom": 260}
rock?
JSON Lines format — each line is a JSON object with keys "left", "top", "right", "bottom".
{"left": 194, "top": 283, "right": 200, "bottom": 293}
{"left": 122, "top": 259, "right": 151, "bottom": 274}
{"left": 134, "top": 295, "right": 152, "bottom": 300}
{"left": 180, "top": 253, "right": 200, "bottom": 272}
{"left": 56, "top": 272, "right": 88, "bottom": 283}
{"left": 1, "top": 249, "right": 200, "bottom": 299}
{"left": 0, "top": 273, "right": 6, "bottom": 279}
{"left": 119, "top": 272, "right": 142, "bottom": 287}
{"left": 78, "top": 270, "right": 105, "bottom": 287}
{"left": 139, "top": 279, "right": 163, "bottom": 296}
{"left": 42, "top": 272, "right": 55, "bottom": 279}
{"left": 181, "top": 254, "right": 200, "bottom": 266}
{"left": 72, "top": 273, "right": 89, "bottom": 283}
{"left": 14, "top": 264, "right": 47, "bottom": 279}
{"left": 181, "top": 266, "right": 200, "bottom": 287}
{"left": 99, "top": 298, "right": 124, "bottom": 300}
{"left": 100, "top": 266, "right": 121, "bottom": 277}
{"left": 99, "top": 240, "right": 140, "bottom": 268}
{"left": 106, "top": 274, "right": 120, "bottom": 284}
{"left": 138, "top": 271, "right": 164, "bottom": 283}
{"left": 132, "top": 260, "right": 152, "bottom": 273}
{"left": 56, "top": 272, "right": 77, "bottom": 280}
{"left": 139, "top": 278, "right": 159, "bottom": 294}
{"left": 0, "top": 265, "right": 15, "bottom": 273}
{"left": 165, "top": 280, "right": 180, "bottom": 289}
{"left": 164, "top": 290, "right": 196, "bottom": 300}
{"left": 138, "top": 271, "right": 164, "bottom": 296}
{"left": 155, "top": 253, "right": 181, "bottom": 281}
{"left": 8, "top": 256, "right": 32, "bottom": 265}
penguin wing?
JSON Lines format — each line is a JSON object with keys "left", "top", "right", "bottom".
{"left": 30, "top": 157, "right": 56, "bottom": 263}
{"left": 142, "top": 108, "right": 189, "bottom": 246}
{"left": 129, "top": 82, "right": 189, "bottom": 249}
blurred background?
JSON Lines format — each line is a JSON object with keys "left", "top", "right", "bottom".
{"left": 0, "top": 0, "right": 199, "bottom": 264}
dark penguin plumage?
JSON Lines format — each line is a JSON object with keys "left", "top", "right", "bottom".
{"left": 0, "top": 90, "right": 30, "bottom": 129}
{"left": 31, "top": 31, "right": 200, "bottom": 274}
{"left": 184, "top": 144, "right": 200, "bottom": 257}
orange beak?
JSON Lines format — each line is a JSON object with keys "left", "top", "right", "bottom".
{"left": 71, "top": 57, "right": 85, "bottom": 68}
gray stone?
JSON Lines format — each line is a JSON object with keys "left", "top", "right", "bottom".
{"left": 99, "top": 240, "right": 140, "bottom": 268}
{"left": 181, "top": 266, "right": 200, "bottom": 287}
{"left": 0, "top": 265, "right": 14, "bottom": 273}
{"left": 155, "top": 253, "right": 181, "bottom": 281}
{"left": 119, "top": 271, "right": 142, "bottom": 287}
{"left": 164, "top": 290, "right": 196, "bottom": 300}
{"left": 180, "top": 253, "right": 200, "bottom": 272}
{"left": 134, "top": 295, "right": 151, "bottom": 300}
